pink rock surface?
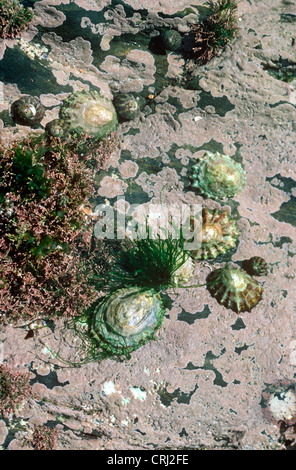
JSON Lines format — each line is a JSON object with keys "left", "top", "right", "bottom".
{"left": 0, "top": 0, "right": 295, "bottom": 450}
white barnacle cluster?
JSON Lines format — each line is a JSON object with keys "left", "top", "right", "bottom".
{"left": 268, "top": 389, "right": 296, "bottom": 422}
{"left": 18, "top": 38, "right": 49, "bottom": 61}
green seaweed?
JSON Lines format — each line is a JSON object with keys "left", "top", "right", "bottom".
{"left": 107, "top": 231, "right": 189, "bottom": 292}
{"left": 0, "top": 142, "right": 49, "bottom": 204}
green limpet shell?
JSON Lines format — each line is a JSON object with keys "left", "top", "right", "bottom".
{"left": 11, "top": 95, "right": 45, "bottom": 126}
{"left": 90, "top": 287, "right": 165, "bottom": 357}
{"left": 59, "top": 90, "right": 118, "bottom": 139}
{"left": 114, "top": 93, "right": 141, "bottom": 121}
{"left": 191, "top": 151, "right": 246, "bottom": 200}
{"left": 206, "top": 266, "right": 263, "bottom": 313}
{"left": 188, "top": 208, "right": 240, "bottom": 260}
{"left": 160, "top": 29, "right": 182, "bottom": 51}
{"left": 242, "top": 256, "right": 269, "bottom": 276}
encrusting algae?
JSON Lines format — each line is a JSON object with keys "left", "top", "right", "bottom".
{"left": 0, "top": 0, "right": 270, "bottom": 371}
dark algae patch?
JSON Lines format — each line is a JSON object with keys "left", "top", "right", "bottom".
{"left": 0, "top": 46, "right": 72, "bottom": 96}
{"left": 157, "top": 383, "right": 199, "bottom": 407}
{"left": 182, "top": 350, "right": 228, "bottom": 388}
{"left": 267, "top": 175, "right": 296, "bottom": 227}
{"left": 177, "top": 305, "right": 211, "bottom": 324}
{"left": 271, "top": 198, "right": 296, "bottom": 227}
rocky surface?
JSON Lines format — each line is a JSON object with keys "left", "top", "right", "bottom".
{"left": 0, "top": 0, "right": 296, "bottom": 450}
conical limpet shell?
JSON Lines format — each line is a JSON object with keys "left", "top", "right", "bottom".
{"left": 206, "top": 266, "right": 263, "bottom": 313}
{"left": 191, "top": 151, "right": 246, "bottom": 200}
{"left": 90, "top": 287, "right": 165, "bottom": 357}
{"left": 60, "top": 90, "right": 118, "bottom": 139}
{"left": 187, "top": 208, "right": 240, "bottom": 260}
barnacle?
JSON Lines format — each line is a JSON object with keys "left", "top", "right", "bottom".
{"left": 59, "top": 90, "right": 118, "bottom": 139}
{"left": 261, "top": 381, "right": 296, "bottom": 425}
{"left": 11, "top": 95, "right": 45, "bottom": 126}
{"left": 206, "top": 266, "right": 263, "bottom": 313}
{"left": 187, "top": 208, "right": 240, "bottom": 260}
{"left": 90, "top": 287, "right": 165, "bottom": 357}
{"left": 172, "top": 255, "right": 195, "bottom": 285}
{"left": 191, "top": 151, "right": 246, "bottom": 200}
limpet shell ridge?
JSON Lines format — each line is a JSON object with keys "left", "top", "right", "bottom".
{"left": 187, "top": 207, "right": 240, "bottom": 260}
{"left": 206, "top": 266, "right": 263, "bottom": 313}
